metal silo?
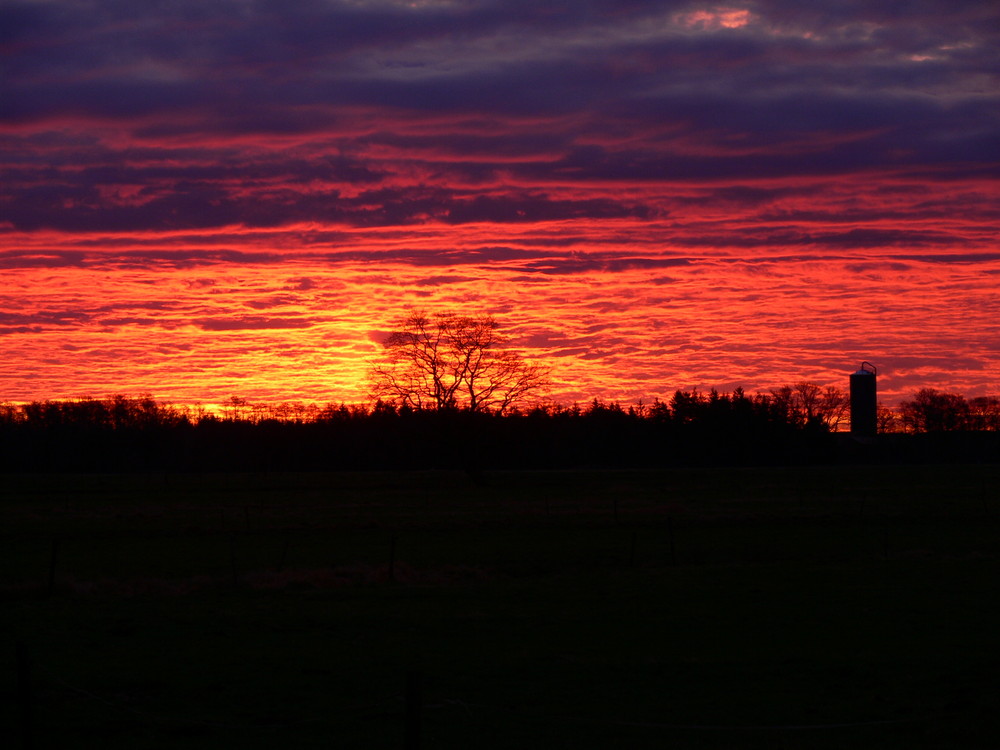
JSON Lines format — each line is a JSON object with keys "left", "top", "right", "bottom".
{"left": 850, "top": 362, "right": 878, "bottom": 437}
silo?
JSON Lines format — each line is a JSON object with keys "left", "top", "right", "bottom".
{"left": 850, "top": 361, "right": 878, "bottom": 437}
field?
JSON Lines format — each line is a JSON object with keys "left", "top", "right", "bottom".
{"left": 3, "top": 464, "right": 999, "bottom": 748}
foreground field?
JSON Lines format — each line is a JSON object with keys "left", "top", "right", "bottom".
{"left": 3, "top": 465, "right": 999, "bottom": 748}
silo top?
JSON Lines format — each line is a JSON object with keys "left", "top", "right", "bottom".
{"left": 854, "top": 361, "right": 877, "bottom": 376}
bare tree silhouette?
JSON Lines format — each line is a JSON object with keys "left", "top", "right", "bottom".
{"left": 367, "top": 312, "right": 549, "bottom": 413}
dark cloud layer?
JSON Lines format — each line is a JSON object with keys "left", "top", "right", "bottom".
{"left": 195, "top": 317, "right": 315, "bottom": 332}
{"left": 2, "top": 0, "right": 996, "bottom": 238}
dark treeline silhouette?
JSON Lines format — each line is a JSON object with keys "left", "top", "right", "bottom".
{"left": 2, "top": 386, "right": 998, "bottom": 473}
{"left": 896, "top": 388, "right": 1000, "bottom": 432}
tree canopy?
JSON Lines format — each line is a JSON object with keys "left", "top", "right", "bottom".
{"left": 367, "top": 312, "right": 549, "bottom": 414}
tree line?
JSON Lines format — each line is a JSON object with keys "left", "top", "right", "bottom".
{"left": 3, "top": 386, "right": 996, "bottom": 434}
{"left": 893, "top": 389, "right": 1000, "bottom": 433}
{"left": 1, "top": 385, "right": 997, "bottom": 473}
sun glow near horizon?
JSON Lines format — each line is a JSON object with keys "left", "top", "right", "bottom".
{"left": 4, "top": 217, "right": 997, "bottom": 408}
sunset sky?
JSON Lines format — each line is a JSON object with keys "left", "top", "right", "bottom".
{"left": 2, "top": 0, "right": 998, "bottom": 408}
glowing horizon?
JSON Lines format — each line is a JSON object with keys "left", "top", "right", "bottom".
{"left": 3, "top": 1, "right": 998, "bottom": 408}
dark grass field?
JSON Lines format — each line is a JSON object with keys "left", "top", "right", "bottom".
{"left": 3, "top": 464, "right": 999, "bottom": 748}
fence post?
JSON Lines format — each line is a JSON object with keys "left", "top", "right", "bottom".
{"left": 404, "top": 670, "right": 422, "bottom": 750}
{"left": 47, "top": 538, "right": 59, "bottom": 597}
{"left": 230, "top": 534, "right": 240, "bottom": 588}
{"left": 389, "top": 535, "right": 397, "bottom": 583}
{"left": 277, "top": 537, "right": 290, "bottom": 571}
{"left": 667, "top": 517, "right": 677, "bottom": 566}
{"left": 16, "top": 643, "right": 35, "bottom": 750}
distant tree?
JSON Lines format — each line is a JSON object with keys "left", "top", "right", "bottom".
{"left": 222, "top": 396, "right": 251, "bottom": 421}
{"left": 767, "top": 385, "right": 798, "bottom": 425}
{"left": 0, "top": 402, "right": 21, "bottom": 425}
{"left": 367, "top": 311, "right": 549, "bottom": 413}
{"left": 877, "top": 403, "right": 900, "bottom": 433}
{"left": 669, "top": 388, "right": 706, "bottom": 425}
{"left": 792, "top": 382, "right": 849, "bottom": 431}
{"left": 967, "top": 396, "right": 1000, "bottom": 431}
{"left": 899, "top": 388, "right": 970, "bottom": 432}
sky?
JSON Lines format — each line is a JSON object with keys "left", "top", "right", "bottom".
{"left": 2, "top": 0, "right": 998, "bottom": 409}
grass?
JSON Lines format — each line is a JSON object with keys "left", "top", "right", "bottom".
{"left": 2, "top": 464, "right": 999, "bottom": 748}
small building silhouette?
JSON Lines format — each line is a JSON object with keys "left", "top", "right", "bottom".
{"left": 850, "top": 362, "right": 878, "bottom": 437}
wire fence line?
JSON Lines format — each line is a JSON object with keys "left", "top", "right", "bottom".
{"left": 423, "top": 698, "right": 927, "bottom": 731}
{"left": 28, "top": 657, "right": 402, "bottom": 732}
{"left": 7, "top": 508, "right": 976, "bottom": 600}
{"left": 19, "top": 653, "right": 929, "bottom": 740}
